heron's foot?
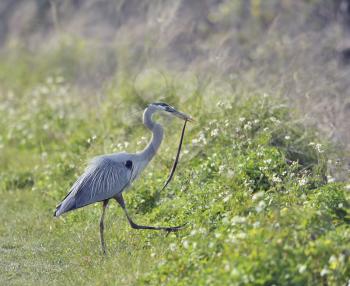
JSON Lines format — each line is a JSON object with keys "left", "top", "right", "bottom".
{"left": 164, "top": 223, "right": 188, "bottom": 235}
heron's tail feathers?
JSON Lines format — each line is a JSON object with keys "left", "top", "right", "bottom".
{"left": 54, "top": 192, "right": 77, "bottom": 217}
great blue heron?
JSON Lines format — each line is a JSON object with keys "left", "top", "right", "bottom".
{"left": 54, "top": 102, "right": 193, "bottom": 254}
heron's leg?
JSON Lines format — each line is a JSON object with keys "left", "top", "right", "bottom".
{"left": 100, "top": 199, "right": 109, "bottom": 255}
{"left": 115, "top": 194, "right": 186, "bottom": 233}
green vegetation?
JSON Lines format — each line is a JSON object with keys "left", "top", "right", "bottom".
{"left": 0, "top": 47, "right": 349, "bottom": 285}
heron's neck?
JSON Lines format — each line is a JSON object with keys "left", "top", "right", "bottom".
{"left": 139, "top": 107, "right": 164, "bottom": 162}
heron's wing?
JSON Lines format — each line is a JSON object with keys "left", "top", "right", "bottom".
{"left": 54, "top": 156, "right": 132, "bottom": 216}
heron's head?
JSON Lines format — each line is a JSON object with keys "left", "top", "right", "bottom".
{"left": 149, "top": 102, "right": 194, "bottom": 122}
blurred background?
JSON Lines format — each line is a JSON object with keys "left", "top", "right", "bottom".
{"left": 2, "top": 3, "right": 350, "bottom": 284}
{"left": 1, "top": 0, "right": 350, "bottom": 172}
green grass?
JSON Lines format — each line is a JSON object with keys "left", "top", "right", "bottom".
{"left": 0, "top": 52, "right": 349, "bottom": 285}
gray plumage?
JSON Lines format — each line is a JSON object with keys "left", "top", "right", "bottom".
{"left": 54, "top": 102, "right": 193, "bottom": 254}
{"left": 54, "top": 154, "right": 133, "bottom": 216}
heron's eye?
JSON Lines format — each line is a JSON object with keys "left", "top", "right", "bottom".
{"left": 125, "top": 160, "right": 133, "bottom": 169}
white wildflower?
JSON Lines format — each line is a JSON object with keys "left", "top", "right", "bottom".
{"left": 193, "top": 131, "right": 207, "bottom": 145}
{"left": 320, "top": 268, "right": 329, "bottom": 277}
{"left": 231, "top": 216, "right": 246, "bottom": 225}
{"left": 46, "top": 77, "right": 53, "bottom": 84}
{"left": 169, "top": 243, "right": 177, "bottom": 251}
{"left": 137, "top": 136, "right": 147, "bottom": 145}
{"left": 227, "top": 233, "right": 237, "bottom": 244}
{"left": 329, "top": 255, "right": 337, "bottom": 264}
{"left": 269, "top": 117, "right": 280, "bottom": 124}
{"left": 315, "top": 143, "right": 324, "bottom": 153}
{"left": 215, "top": 233, "right": 221, "bottom": 238}
{"left": 192, "top": 138, "right": 199, "bottom": 144}
{"left": 225, "top": 103, "right": 232, "bottom": 109}
{"left": 253, "top": 221, "right": 260, "bottom": 228}
{"left": 182, "top": 240, "right": 189, "bottom": 249}
{"left": 219, "top": 165, "right": 225, "bottom": 174}
{"left": 255, "top": 201, "right": 266, "bottom": 213}
{"left": 225, "top": 169, "right": 234, "bottom": 178}
{"left": 216, "top": 100, "right": 223, "bottom": 108}
{"left": 211, "top": 128, "right": 219, "bottom": 137}
{"left": 298, "top": 264, "right": 307, "bottom": 274}
{"left": 272, "top": 175, "right": 282, "bottom": 183}
{"left": 299, "top": 177, "right": 308, "bottom": 186}
{"left": 222, "top": 216, "right": 230, "bottom": 224}
{"left": 236, "top": 232, "right": 247, "bottom": 239}
{"left": 223, "top": 194, "right": 231, "bottom": 203}
{"left": 190, "top": 229, "right": 197, "bottom": 236}
{"left": 244, "top": 122, "right": 252, "bottom": 131}
{"left": 40, "top": 86, "right": 49, "bottom": 94}
{"left": 252, "top": 191, "right": 264, "bottom": 201}
{"left": 309, "top": 142, "right": 324, "bottom": 153}
{"left": 327, "top": 176, "right": 335, "bottom": 183}
{"left": 231, "top": 268, "right": 240, "bottom": 277}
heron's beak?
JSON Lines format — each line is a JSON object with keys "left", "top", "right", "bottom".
{"left": 172, "top": 109, "right": 194, "bottom": 122}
